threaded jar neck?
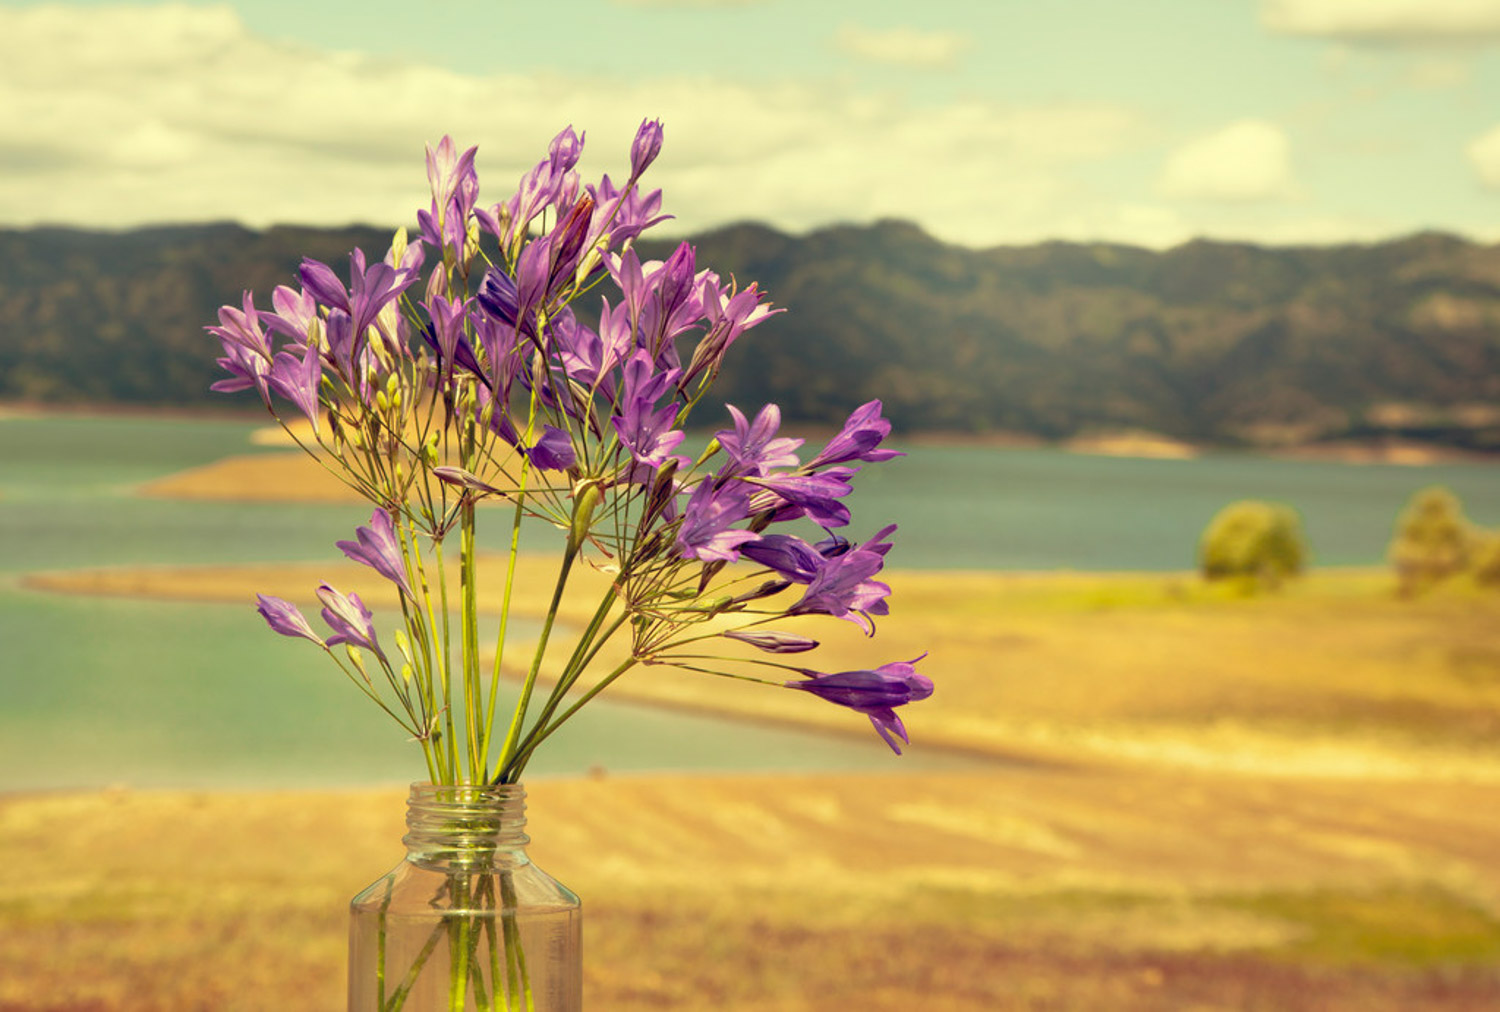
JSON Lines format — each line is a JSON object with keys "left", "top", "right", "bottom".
{"left": 403, "top": 782, "right": 529, "bottom": 870}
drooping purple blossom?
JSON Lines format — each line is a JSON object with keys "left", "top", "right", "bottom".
{"left": 317, "top": 583, "right": 384, "bottom": 659}
{"left": 786, "top": 656, "right": 932, "bottom": 753}
{"left": 256, "top": 594, "right": 324, "bottom": 646}
{"left": 676, "top": 481, "right": 758, "bottom": 562}
{"left": 740, "top": 534, "right": 826, "bottom": 585}
{"left": 336, "top": 510, "right": 412, "bottom": 598}
{"left": 787, "top": 538, "right": 893, "bottom": 634}
{"left": 809, "top": 400, "right": 904, "bottom": 468}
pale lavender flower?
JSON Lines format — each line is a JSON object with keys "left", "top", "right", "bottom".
{"left": 267, "top": 341, "right": 322, "bottom": 434}
{"left": 256, "top": 594, "right": 324, "bottom": 646}
{"left": 317, "top": 583, "right": 384, "bottom": 659}
{"left": 786, "top": 656, "right": 932, "bottom": 753}
{"left": 337, "top": 510, "right": 412, "bottom": 598}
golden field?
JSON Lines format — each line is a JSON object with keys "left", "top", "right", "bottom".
{"left": 6, "top": 448, "right": 1500, "bottom": 1009}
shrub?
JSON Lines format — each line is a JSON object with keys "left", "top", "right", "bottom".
{"left": 1198, "top": 500, "right": 1307, "bottom": 591}
{"left": 1388, "top": 486, "right": 1474, "bottom": 596}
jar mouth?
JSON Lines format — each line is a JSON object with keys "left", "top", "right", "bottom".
{"left": 404, "top": 782, "right": 530, "bottom": 867}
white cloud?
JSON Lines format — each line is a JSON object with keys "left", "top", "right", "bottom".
{"left": 1466, "top": 125, "right": 1500, "bottom": 189}
{"left": 0, "top": 3, "right": 1147, "bottom": 248}
{"left": 1261, "top": 0, "right": 1500, "bottom": 43}
{"left": 1158, "top": 121, "right": 1297, "bottom": 203}
{"left": 833, "top": 23, "right": 972, "bottom": 69}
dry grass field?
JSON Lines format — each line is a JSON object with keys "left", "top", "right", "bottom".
{"left": 7, "top": 449, "right": 1500, "bottom": 1009}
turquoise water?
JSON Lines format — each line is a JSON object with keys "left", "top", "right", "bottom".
{"left": 2, "top": 413, "right": 1498, "bottom": 790}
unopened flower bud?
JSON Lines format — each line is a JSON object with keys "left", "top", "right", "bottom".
{"left": 630, "top": 118, "right": 663, "bottom": 179}
{"left": 725, "top": 630, "right": 819, "bottom": 654}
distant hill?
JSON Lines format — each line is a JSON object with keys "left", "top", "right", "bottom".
{"left": 2, "top": 220, "right": 1498, "bottom": 451}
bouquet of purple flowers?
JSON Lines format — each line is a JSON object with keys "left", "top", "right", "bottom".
{"left": 209, "top": 119, "right": 931, "bottom": 788}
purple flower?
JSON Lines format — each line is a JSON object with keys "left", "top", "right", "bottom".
{"left": 210, "top": 336, "right": 271, "bottom": 397}
{"left": 787, "top": 656, "right": 932, "bottom": 753}
{"left": 255, "top": 594, "right": 324, "bottom": 646}
{"left": 810, "top": 400, "right": 904, "bottom": 468}
{"left": 612, "top": 399, "right": 686, "bottom": 470}
{"left": 740, "top": 534, "right": 825, "bottom": 584}
{"left": 746, "top": 469, "right": 855, "bottom": 528}
{"left": 336, "top": 510, "right": 412, "bottom": 598}
{"left": 676, "top": 481, "right": 759, "bottom": 562}
{"left": 527, "top": 425, "right": 578, "bottom": 472}
{"left": 317, "top": 583, "right": 384, "bottom": 659}
{"left": 298, "top": 250, "right": 414, "bottom": 340}
{"left": 723, "top": 629, "right": 818, "bottom": 654}
{"left": 787, "top": 541, "right": 892, "bottom": 634}
{"left": 267, "top": 340, "right": 322, "bottom": 434}
{"left": 716, "top": 404, "right": 802, "bottom": 477}
{"left": 630, "top": 118, "right": 664, "bottom": 179}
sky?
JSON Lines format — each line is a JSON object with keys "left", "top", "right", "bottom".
{"left": 4, "top": 0, "right": 1500, "bottom": 249}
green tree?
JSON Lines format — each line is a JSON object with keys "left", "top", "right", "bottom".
{"left": 1198, "top": 500, "right": 1308, "bottom": 592}
{"left": 1388, "top": 486, "right": 1473, "bottom": 596}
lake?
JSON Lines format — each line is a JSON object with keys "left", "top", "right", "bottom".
{"left": 2, "top": 412, "right": 1497, "bottom": 790}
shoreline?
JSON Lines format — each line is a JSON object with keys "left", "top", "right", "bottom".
{"left": 7, "top": 400, "right": 1496, "bottom": 465}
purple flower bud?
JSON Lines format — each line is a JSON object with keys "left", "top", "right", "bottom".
{"left": 630, "top": 118, "right": 663, "bottom": 179}
{"left": 432, "top": 466, "right": 503, "bottom": 495}
{"left": 724, "top": 629, "right": 818, "bottom": 654}
{"left": 255, "top": 594, "right": 324, "bottom": 646}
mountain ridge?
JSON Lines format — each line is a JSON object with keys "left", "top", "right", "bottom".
{"left": 2, "top": 220, "right": 1497, "bottom": 452}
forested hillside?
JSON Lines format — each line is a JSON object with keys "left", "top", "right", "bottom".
{"left": 3, "top": 220, "right": 1499, "bottom": 450}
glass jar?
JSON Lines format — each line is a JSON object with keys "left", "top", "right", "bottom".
{"left": 348, "top": 783, "right": 581, "bottom": 1011}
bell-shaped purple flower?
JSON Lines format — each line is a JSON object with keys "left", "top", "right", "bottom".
{"left": 787, "top": 656, "right": 932, "bottom": 754}
{"left": 527, "top": 425, "right": 578, "bottom": 472}
{"left": 676, "top": 481, "right": 759, "bottom": 562}
{"left": 787, "top": 540, "right": 892, "bottom": 634}
{"left": 810, "top": 400, "right": 904, "bottom": 468}
{"left": 267, "top": 340, "right": 322, "bottom": 434}
{"left": 716, "top": 404, "right": 802, "bottom": 477}
{"left": 747, "top": 469, "right": 855, "bottom": 528}
{"left": 336, "top": 510, "right": 412, "bottom": 598}
{"left": 256, "top": 594, "right": 324, "bottom": 646}
{"left": 317, "top": 583, "right": 384, "bottom": 659}
{"left": 740, "top": 534, "right": 827, "bottom": 584}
